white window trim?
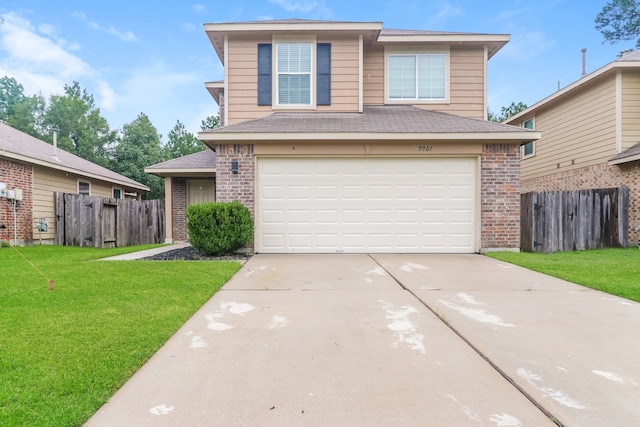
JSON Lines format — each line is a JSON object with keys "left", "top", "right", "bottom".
{"left": 272, "top": 35, "right": 317, "bottom": 110}
{"left": 78, "top": 180, "right": 91, "bottom": 195}
{"left": 112, "top": 187, "right": 123, "bottom": 199}
{"left": 521, "top": 118, "right": 536, "bottom": 159}
{"left": 384, "top": 46, "right": 450, "bottom": 104}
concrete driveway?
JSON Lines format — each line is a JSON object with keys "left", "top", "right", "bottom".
{"left": 87, "top": 254, "right": 640, "bottom": 427}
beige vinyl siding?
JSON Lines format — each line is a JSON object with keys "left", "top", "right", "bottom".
{"left": 622, "top": 69, "right": 640, "bottom": 151}
{"left": 521, "top": 74, "right": 618, "bottom": 181}
{"left": 365, "top": 46, "right": 485, "bottom": 118}
{"left": 425, "top": 47, "right": 485, "bottom": 119}
{"left": 317, "top": 36, "right": 359, "bottom": 112}
{"left": 363, "top": 44, "right": 384, "bottom": 105}
{"left": 226, "top": 35, "right": 360, "bottom": 125}
{"left": 227, "top": 36, "right": 271, "bottom": 125}
{"left": 32, "top": 167, "right": 124, "bottom": 240}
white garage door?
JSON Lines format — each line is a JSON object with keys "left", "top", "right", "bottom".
{"left": 256, "top": 157, "right": 477, "bottom": 253}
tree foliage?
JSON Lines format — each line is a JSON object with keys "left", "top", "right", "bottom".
{"left": 595, "top": 0, "right": 640, "bottom": 48}
{"left": 113, "top": 113, "right": 165, "bottom": 199}
{"left": 164, "top": 120, "right": 205, "bottom": 159}
{"left": 43, "top": 81, "right": 115, "bottom": 167}
{"left": 488, "top": 101, "right": 528, "bottom": 122}
{"left": 200, "top": 114, "right": 220, "bottom": 131}
{"left": 0, "top": 76, "right": 45, "bottom": 138}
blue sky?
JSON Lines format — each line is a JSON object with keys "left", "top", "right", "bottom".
{"left": 0, "top": 1, "right": 634, "bottom": 140}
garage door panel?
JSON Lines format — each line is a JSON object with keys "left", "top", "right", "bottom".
{"left": 257, "top": 157, "right": 476, "bottom": 253}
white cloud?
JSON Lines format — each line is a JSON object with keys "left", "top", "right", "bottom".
{"left": 191, "top": 4, "right": 207, "bottom": 14}
{"left": 268, "top": 0, "right": 319, "bottom": 13}
{"left": 0, "top": 11, "right": 117, "bottom": 115}
{"left": 424, "top": 1, "right": 464, "bottom": 29}
{"left": 500, "top": 30, "right": 556, "bottom": 61}
{"left": 72, "top": 10, "right": 138, "bottom": 42}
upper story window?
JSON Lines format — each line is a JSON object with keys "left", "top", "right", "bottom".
{"left": 78, "top": 180, "right": 90, "bottom": 195}
{"left": 521, "top": 118, "right": 535, "bottom": 159}
{"left": 277, "top": 43, "right": 312, "bottom": 105}
{"left": 258, "top": 39, "right": 331, "bottom": 108}
{"left": 386, "top": 48, "right": 449, "bottom": 103}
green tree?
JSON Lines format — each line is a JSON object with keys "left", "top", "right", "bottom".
{"left": 0, "top": 76, "right": 45, "bottom": 138}
{"left": 488, "top": 101, "right": 528, "bottom": 123}
{"left": 43, "top": 81, "right": 115, "bottom": 167}
{"left": 595, "top": 0, "right": 640, "bottom": 48}
{"left": 114, "top": 113, "right": 165, "bottom": 199}
{"left": 164, "top": 120, "right": 205, "bottom": 159}
{"left": 200, "top": 114, "right": 220, "bottom": 131}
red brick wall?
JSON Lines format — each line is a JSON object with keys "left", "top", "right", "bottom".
{"left": 480, "top": 144, "right": 521, "bottom": 250}
{"left": 214, "top": 144, "right": 255, "bottom": 216}
{"left": 522, "top": 162, "right": 640, "bottom": 244}
{"left": 172, "top": 178, "right": 187, "bottom": 242}
{"left": 0, "top": 159, "right": 34, "bottom": 245}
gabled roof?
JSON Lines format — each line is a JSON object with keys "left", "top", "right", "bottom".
{"left": 507, "top": 49, "right": 640, "bottom": 124}
{"left": 145, "top": 149, "right": 216, "bottom": 177}
{"left": 198, "top": 106, "right": 539, "bottom": 145}
{"left": 0, "top": 122, "right": 149, "bottom": 191}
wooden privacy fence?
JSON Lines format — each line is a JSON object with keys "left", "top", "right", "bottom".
{"left": 521, "top": 188, "right": 629, "bottom": 253}
{"left": 54, "top": 193, "right": 165, "bottom": 248}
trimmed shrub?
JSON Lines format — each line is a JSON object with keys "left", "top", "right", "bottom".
{"left": 186, "top": 201, "right": 253, "bottom": 255}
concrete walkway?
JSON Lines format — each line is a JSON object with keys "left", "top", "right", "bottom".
{"left": 98, "top": 243, "right": 191, "bottom": 260}
{"left": 86, "top": 254, "right": 640, "bottom": 426}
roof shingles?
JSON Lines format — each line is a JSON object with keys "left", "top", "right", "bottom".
{"left": 0, "top": 123, "right": 148, "bottom": 190}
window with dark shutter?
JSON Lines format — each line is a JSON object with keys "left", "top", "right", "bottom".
{"left": 316, "top": 43, "right": 331, "bottom": 106}
{"left": 258, "top": 43, "right": 272, "bottom": 106}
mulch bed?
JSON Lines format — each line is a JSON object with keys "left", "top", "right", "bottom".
{"left": 141, "top": 246, "right": 252, "bottom": 262}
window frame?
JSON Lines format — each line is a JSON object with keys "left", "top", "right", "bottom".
{"left": 384, "top": 46, "right": 450, "bottom": 104}
{"left": 521, "top": 118, "right": 536, "bottom": 159}
{"left": 273, "top": 35, "right": 317, "bottom": 109}
{"left": 112, "top": 187, "right": 122, "bottom": 199}
{"left": 78, "top": 180, "right": 91, "bottom": 195}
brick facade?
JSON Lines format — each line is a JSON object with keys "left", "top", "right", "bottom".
{"left": 172, "top": 178, "right": 187, "bottom": 242}
{"left": 0, "top": 159, "right": 34, "bottom": 245}
{"left": 214, "top": 144, "right": 255, "bottom": 216}
{"left": 480, "top": 144, "right": 521, "bottom": 251}
{"left": 522, "top": 162, "right": 640, "bottom": 243}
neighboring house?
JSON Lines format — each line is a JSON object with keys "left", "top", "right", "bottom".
{"left": 0, "top": 123, "right": 149, "bottom": 245}
{"left": 506, "top": 49, "right": 640, "bottom": 242}
{"left": 168, "top": 19, "right": 539, "bottom": 253}
{"left": 145, "top": 150, "right": 216, "bottom": 242}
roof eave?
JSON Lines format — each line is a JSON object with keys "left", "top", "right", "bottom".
{"left": 144, "top": 167, "right": 217, "bottom": 178}
{"left": 2, "top": 151, "right": 149, "bottom": 191}
{"left": 609, "top": 153, "right": 640, "bottom": 166}
{"left": 198, "top": 131, "right": 541, "bottom": 144}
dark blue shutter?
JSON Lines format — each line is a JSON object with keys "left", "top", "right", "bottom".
{"left": 257, "top": 44, "right": 272, "bottom": 106}
{"left": 316, "top": 43, "right": 331, "bottom": 106}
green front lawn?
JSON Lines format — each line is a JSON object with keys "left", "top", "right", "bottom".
{"left": 486, "top": 248, "right": 640, "bottom": 302}
{"left": 0, "top": 245, "right": 241, "bottom": 426}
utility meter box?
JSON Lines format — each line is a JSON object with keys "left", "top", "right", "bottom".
{"left": 6, "top": 190, "right": 15, "bottom": 199}
{"left": 13, "top": 189, "right": 23, "bottom": 201}
{"left": 0, "top": 182, "right": 6, "bottom": 198}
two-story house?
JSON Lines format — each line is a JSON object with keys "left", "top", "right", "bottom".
{"left": 156, "top": 19, "right": 539, "bottom": 253}
{"left": 506, "top": 49, "right": 640, "bottom": 243}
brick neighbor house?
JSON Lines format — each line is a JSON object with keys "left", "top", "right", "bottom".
{"left": 158, "top": 19, "right": 539, "bottom": 253}
{"left": 506, "top": 49, "right": 640, "bottom": 244}
{"left": 0, "top": 123, "right": 148, "bottom": 246}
